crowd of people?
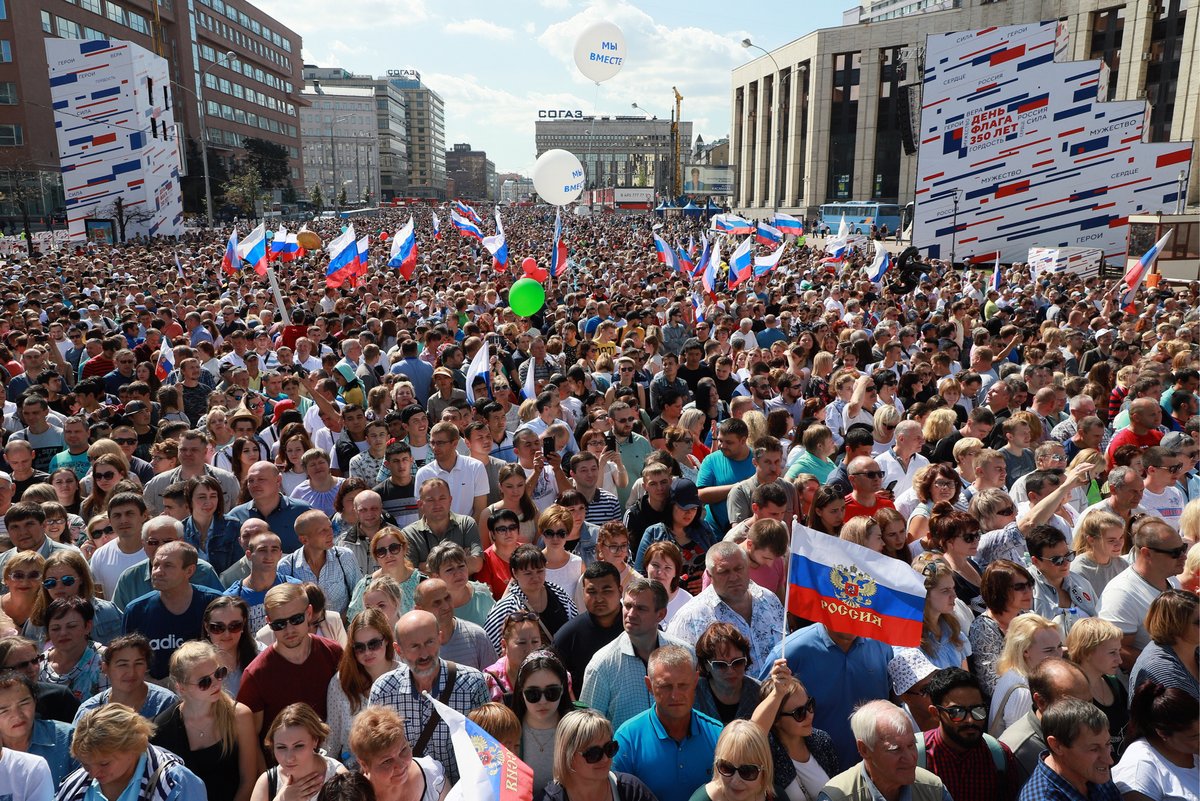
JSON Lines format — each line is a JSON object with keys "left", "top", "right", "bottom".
{"left": 0, "top": 203, "right": 1193, "bottom": 801}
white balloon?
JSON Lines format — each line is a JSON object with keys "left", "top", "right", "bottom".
{"left": 573, "top": 21, "right": 626, "bottom": 83}
{"left": 533, "top": 149, "right": 586, "bottom": 206}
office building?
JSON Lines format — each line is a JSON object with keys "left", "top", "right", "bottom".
{"left": 300, "top": 83, "right": 379, "bottom": 205}
{"left": 445, "top": 143, "right": 494, "bottom": 201}
{"left": 389, "top": 70, "right": 446, "bottom": 200}
{"left": 302, "top": 65, "right": 409, "bottom": 200}
{"left": 535, "top": 115, "right": 693, "bottom": 196}
{"left": 0, "top": 0, "right": 305, "bottom": 222}
{"left": 732, "top": 0, "right": 1197, "bottom": 218}
{"left": 499, "top": 174, "right": 534, "bottom": 204}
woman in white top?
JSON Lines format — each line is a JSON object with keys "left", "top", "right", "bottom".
{"left": 580, "top": 430, "right": 628, "bottom": 497}
{"left": 325, "top": 610, "right": 400, "bottom": 767}
{"left": 751, "top": 669, "right": 840, "bottom": 801}
{"left": 250, "top": 702, "right": 346, "bottom": 801}
{"left": 988, "top": 613, "right": 1063, "bottom": 736}
{"left": 539, "top": 506, "right": 583, "bottom": 600}
{"left": 642, "top": 540, "right": 692, "bottom": 627}
{"left": 351, "top": 705, "right": 448, "bottom": 801}
{"left": 275, "top": 425, "right": 314, "bottom": 496}
{"left": 1112, "top": 679, "right": 1199, "bottom": 801}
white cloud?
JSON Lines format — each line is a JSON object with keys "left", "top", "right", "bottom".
{"left": 523, "top": 21, "right": 537, "bottom": 35}
{"left": 252, "top": 0, "right": 429, "bottom": 37}
{"left": 443, "top": 18, "right": 516, "bottom": 40}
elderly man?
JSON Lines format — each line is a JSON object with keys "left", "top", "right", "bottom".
{"left": 579, "top": 577, "right": 691, "bottom": 729}
{"left": 278, "top": 510, "right": 362, "bottom": 617}
{"left": 817, "top": 700, "right": 951, "bottom": 801}
{"left": 1008, "top": 443, "right": 1069, "bottom": 507}
{"left": 611, "top": 645, "right": 723, "bottom": 801}
{"left": 413, "top": 577, "right": 496, "bottom": 670}
{"left": 226, "top": 462, "right": 313, "bottom": 552}
{"left": 843, "top": 456, "right": 896, "bottom": 522}
{"left": 877, "top": 421, "right": 929, "bottom": 499}
{"left": 368, "top": 610, "right": 489, "bottom": 784}
{"left": 666, "top": 541, "right": 784, "bottom": 667}
{"left": 999, "top": 658, "right": 1093, "bottom": 783}
{"left": 1099, "top": 517, "right": 1186, "bottom": 671}
{"left": 1073, "top": 465, "right": 1146, "bottom": 536}
{"left": 1017, "top": 700, "right": 1119, "bottom": 801}
{"left": 110, "top": 515, "right": 224, "bottom": 611}
{"left": 122, "top": 541, "right": 224, "bottom": 679}
{"left": 1050, "top": 395, "right": 1098, "bottom": 443}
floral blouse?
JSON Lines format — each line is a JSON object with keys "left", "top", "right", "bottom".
{"left": 39, "top": 643, "right": 109, "bottom": 701}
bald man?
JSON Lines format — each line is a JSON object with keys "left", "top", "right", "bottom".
{"left": 368, "top": 610, "right": 490, "bottom": 784}
{"left": 414, "top": 578, "right": 496, "bottom": 669}
{"left": 227, "top": 462, "right": 313, "bottom": 552}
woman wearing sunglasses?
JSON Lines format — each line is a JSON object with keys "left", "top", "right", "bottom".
{"left": 80, "top": 513, "right": 115, "bottom": 561}
{"left": 153, "top": 640, "right": 260, "bottom": 801}
{"left": 751, "top": 668, "right": 839, "bottom": 801}
{"left": 539, "top": 506, "right": 584, "bottom": 602}
{"left": 72, "top": 634, "right": 176, "bottom": 723}
{"left": 27, "top": 551, "right": 122, "bottom": 647}
{"left": 346, "top": 528, "right": 422, "bottom": 621}
{"left": 541, "top": 708, "right": 652, "bottom": 801}
{"left": 691, "top": 719, "right": 774, "bottom": 801}
{"left": 477, "top": 509, "right": 521, "bottom": 600}
{"left": 325, "top": 610, "right": 399, "bottom": 768}
{"left": 966, "top": 560, "right": 1035, "bottom": 696}
{"left": 513, "top": 651, "right": 576, "bottom": 793}
{"left": 79, "top": 453, "right": 130, "bottom": 522}
{"left": 694, "top": 623, "right": 760, "bottom": 726}
{"left": 1, "top": 553, "right": 44, "bottom": 635}
{"left": 203, "top": 596, "right": 263, "bottom": 698}
{"left": 925, "top": 506, "right": 985, "bottom": 615}
{"left": 351, "top": 705, "right": 447, "bottom": 801}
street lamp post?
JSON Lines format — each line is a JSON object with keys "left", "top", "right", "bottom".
{"left": 192, "top": 50, "right": 235, "bottom": 228}
{"left": 949, "top": 188, "right": 961, "bottom": 267}
{"left": 742, "top": 39, "right": 786, "bottom": 217}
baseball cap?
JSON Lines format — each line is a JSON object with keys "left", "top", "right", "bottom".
{"left": 271, "top": 399, "right": 297, "bottom": 424}
{"left": 670, "top": 478, "right": 701, "bottom": 510}
{"left": 124, "top": 400, "right": 149, "bottom": 414}
{"left": 1095, "top": 328, "right": 1115, "bottom": 339}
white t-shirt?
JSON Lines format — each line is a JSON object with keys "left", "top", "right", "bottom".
{"left": 1099, "top": 567, "right": 1180, "bottom": 652}
{"left": 1140, "top": 485, "right": 1187, "bottom": 531}
{"left": 0, "top": 747, "right": 53, "bottom": 801}
{"left": 1112, "top": 738, "right": 1199, "bottom": 801}
{"left": 90, "top": 540, "right": 148, "bottom": 600}
{"left": 662, "top": 587, "right": 693, "bottom": 628}
{"left": 988, "top": 669, "right": 1031, "bottom": 736}
{"left": 415, "top": 455, "right": 489, "bottom": 518}
{"left": 545, "top": 554, "right": 584, "bottom": 600}
{"left": 786, "top": 754, "right": 832, "bottom": 801}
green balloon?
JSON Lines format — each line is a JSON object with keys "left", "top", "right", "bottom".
{"left": 509, "top": 277, "right": 546, "bottom": 317}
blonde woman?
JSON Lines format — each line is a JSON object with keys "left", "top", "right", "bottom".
{"left": 346, "top": 528, "right": 423, "bottom": 620}
{"left": 988, "top": 613, "right": 1062, "bottom": 735}
{"left": 691, "top": 719, "right": 774, "bottom": 801}
{"left": 1070, "top": 510, "right": 1128, "bottom": 597}
{"left": 541, "top": 708, "right": 653, "bottom": 801}
{"left": 0, "top": 552, "right": 44, "bottom": 633}
{"left": 1065, "top": 617, "right": 1128, "bottom": 751}
{"left": 912, "top": 554, "right": 970, "bottom": 669}
{"left": 922, "top": 409, "right": 958, "bottom": 453}
{"left": 154, "top": 640, "right": 260, "bottom": 801}
{"left": 839, "top": 516, "right": 884, "bottom": 553}
{"left": 871, "top": 405, "right": 901, "bottom": 455}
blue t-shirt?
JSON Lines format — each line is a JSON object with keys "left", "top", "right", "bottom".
{"left": 612, "top": 707, "right": 723, "bottom": 801}
{"left": 123, "top": 585, "right": 225, "bottom": 679}
{"left": 224, "top": 573, "right": 302, "bottom": 633}
{"left": 695, "top": 451, "right": 755, "bottom": 531}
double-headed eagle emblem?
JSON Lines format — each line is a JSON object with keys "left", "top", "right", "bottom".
{"left": 830, "top": 564, "right": 878, "bottom": 609}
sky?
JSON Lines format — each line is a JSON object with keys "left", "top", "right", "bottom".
{"left": 253, "top": 0, "right": 847, "bottom": 175}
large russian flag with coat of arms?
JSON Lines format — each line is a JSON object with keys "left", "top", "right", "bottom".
{"left": 428, "top": 693, "right": 533, "bottom": 801}
{"left": 787, "top": 522, "right": 926, "bottom": 647}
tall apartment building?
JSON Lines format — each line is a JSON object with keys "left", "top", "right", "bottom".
{"left": 445, "top": 143, "right": 494, "bottom": 201}
{"left": 300, "top": 83, "right": 379, "bottom": 205}
{"left": 0, "top": 0, "right": 303, "bottom": 223}
{"left": 302, "top": 65, "right": 409, "bottom": 201}
{"left": 388, "top": 70, "right": 446, "bottom": 200}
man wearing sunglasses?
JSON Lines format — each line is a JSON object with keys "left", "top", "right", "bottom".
{"left": 843, "top": 456, "right": 896, "bottom": 524}
{"left": 1099, "top": 517, "right": 1187, "bottom": 672}
{"left": 1139, "top": 446, "right": 1187, "bottom": 532}
{"left": 919, "top": 668, "right": 1021, "bottom": 801}
{"left": 820, "top": 700, "right": 950, "bottom": 801}
{"left": 122, "top": 541, "right": 224, "bottom": 680}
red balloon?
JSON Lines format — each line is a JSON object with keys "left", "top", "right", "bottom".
{"left": 379, "top": 231, "right": 389, "bottom": 241}
{"left": 525, "top": 265, "right": 549, "bottom": 281}
{"left": 521, "top": 256, "right": 538, "bottom": 273}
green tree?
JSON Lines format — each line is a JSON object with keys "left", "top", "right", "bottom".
{"left": 337, "top": 186, "right": 347, "bottom": 207}
{"left": 309, "top": 184, "right": 324, "bottom": 212}
{"left": 222, "top": 166, "right": 263, "bottom": 217}
{"left": 242, "top": 137, "right": 289, "bottom": 188}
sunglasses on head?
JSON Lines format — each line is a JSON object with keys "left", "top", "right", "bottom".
{"left": 42, "top": 576, "right": 77, "bottom": 590}
{"left": 936, "top": 703, "right": 988, "bottom": 723}
{"left": 193, "top": 665, "right": 230, "bottom": 691}
{"left": 542, "top": 528, "right": 568, "bottom": 539}
{"left": 353, "top": 636, "right": 386, "bottom": 655}
{"left": 716, "top": 761, "right": 762, "bottom": 782}
{"left": 268, "top": 611, "right": 308, "bottom": 632}
{"left": 522, "top": 684, "right": 563, "bottom": 704}
{"left": 373, "top": 542, "right": 405, "bottom": 560}
{"left": 206, "top": 619, "right": 245, "bottom": 635}
{"left": 778, "top": 697, "right": 817, "bottom": 722}
{"left": 580, "top": 740, "right": 619, "bottom": 764}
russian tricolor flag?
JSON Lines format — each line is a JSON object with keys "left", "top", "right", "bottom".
{"left": 823, "top": 237, "right": 849, "bottom": 265}
{"left": 724, "top": 215, "right": 755, "bottom": 236}
{"left": 237, "top": 223, "right": 269, "bottom": 276}
{"left": 990, "top": 253, "right": 1002, "bottom": 292}
{"left": 427, "top": 692, "right": 534, "bottom": 801}
{"left": 754, "top": 242, "right": 786, "bottom": 277}
{"left": 653, "top": 233, "right": 679, "bottom": 271}
{"left": 868, "top": 246, "right": 892, "bottom": 283}
{"left": 727, "top": 237, "right": 754, "bottom": 288}
{"left": 483, "top": 207, "right": 509, "bottom": 272}
{"left": 756, "top": 222, "right": 783, "bottom": 247}
{"left": 677, "top": 241, "right": 695, "bottom": 274}
{"left": 774, "top": 212, "right": 805, "bottom": 237}
{"left": 451, "top": 210, "right": 483, "bottom": 241}
{"left": 388, "top": 217, "right": 418, "bottom": 280}
{"left": 325, "top": 225, "right": 359, "bottom": 288}
{"left": 691, "top": 236, "right": 711, "bottom": 278}
{"left": 1120, "top": 230, "right": 1172, "bottom": 310}
{"left": 355, "top": 234, "right": 371, "bottom": 281}
{"left": 432, "top": 211, "right": 441, "bottom": 240}
{"left": 155, "top": 335, "right": 174, "bottom": 381}
{"left": 691, "top": 293, "right": 705, "bottom": 324}
{"left": 454, "top": 200, "right": 482, "bottom": 225}
{"left": 221, "top": 229, "right": 239, "bottom": 275}
{"left": 702, "top": 238, "right": 720, "bottom": 297}
{"left": 550, "top": 207, "right": 568, "bottom": 278}
{"left": 786, "top": 522, "right": 926, "bottom": 647}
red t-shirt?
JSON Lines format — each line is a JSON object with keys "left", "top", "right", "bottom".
{"left": 237, "top": 635, "right": 343, "bottom": 740}
{"left": 842, "top": 494, "right": 896, "bottom": 523}
{"left": 475, "top": 546, "right": 513, "bottom": 599}
{"left": 1105, "top": 428, "right": 1163, "bottom": 468}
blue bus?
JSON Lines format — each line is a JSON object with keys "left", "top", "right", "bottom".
{"left": 818, "top": 201, "right": 902, "bottom": 235}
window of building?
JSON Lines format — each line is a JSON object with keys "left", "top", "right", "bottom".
{"left": 79, "top": 0, "right": 102, "bottom": 13}
{"left": 82, "top": 26, "right": 104, "bottom": 40}
{"left": 0, "top": 124, "right": 23, "bottom": 146}
{"left": 57, "top": 17, "right": 82, "bottom": 38}
{"left": 41, "top": 10, "right": 53, "bottom": 32}
{"left": 127, "top": 12, "right": 149, "bottom": 35}
{"left": 105, "top": 1, "right": 125, "bottom": 25}
{"left": 0, "top": 42, "right": 10, "bottom": 63}
{"left": 0, "top": 1, "right": 6, "bottom": 20}
{"left": 0, "top": 83, "right": 15, "bottom": 105}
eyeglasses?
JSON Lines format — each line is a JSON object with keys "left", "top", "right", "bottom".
{"left": 492, "top": 524, "right": 519, "bottom": 534}
{"left": 353, "top": 636, "right": 386, "bottom": 655}
{"left": 91, "top": 525, "right": 114, "bottom": 537}
{"left": 936, "top": 704, "right": 988, "bottom": 723}
{"left": 1036, "top": 550, "right": 1075, "bottom": 566}
{"left": 851, "top": 470, "right": 885, "bottom": 479}
{"left": 94, "top": 471, "right": 120, "bottom": 481}
{"left": 1147, "top": 544, "right": 1188, "bottom": 559}
{"left": 708, "top": 656, "right": 749, "bottom": 671}
{"left": 579, "top": 741, "right": 619, "bottom": 764}
{"left": 959, "top": 531, "right": 981, "bottom": 544}
{"left": 8, "top": 571, "right": 40, "bottom": 582}
{"left": 1009, "top": 581, "right": 1033, "bottom": 593}
{"left": 205, "top": 619, "right": 245, "bottom": 635}
{"left": 192, "top": 665, "right": 230, "bottom": 691}
{"left": 932, "top": 480, "right": 956, "bottom": 490}
{"left": 778, "top": 697, "right": 817, "bottom": 722}
{"left": 42, "top": 576, "right": 77, "bottom": 590}
{"left": 268, "top": 611, "right": 308, "bottom": 631}
{"left": 522, "top": 684, "right": 563, "bottom": 704}
{"left": 603, "top": 541, "right": 630, "bottom": 553}
{"left": 373, "top": 542, "right": 405, "bottom": 560}
{"left": 542, "top": 528, "right": 568, "bottom": 539}
{"left": 3, "top": 657, "right": 39, "bottom": 672}
{"left": 716, "top": 761, "right": 763, "bottom": 782}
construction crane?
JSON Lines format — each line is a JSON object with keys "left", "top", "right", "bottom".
{"left": 672, "top": 86, "right": 683, "bottom": 197}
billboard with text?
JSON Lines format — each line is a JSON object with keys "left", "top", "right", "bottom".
{"left": 683, "top": 165, "right": 734, "bottom": 195}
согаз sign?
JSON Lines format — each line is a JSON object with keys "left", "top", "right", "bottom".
{"left": 538, "top": 110, "right": 584, "bottom": 119}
